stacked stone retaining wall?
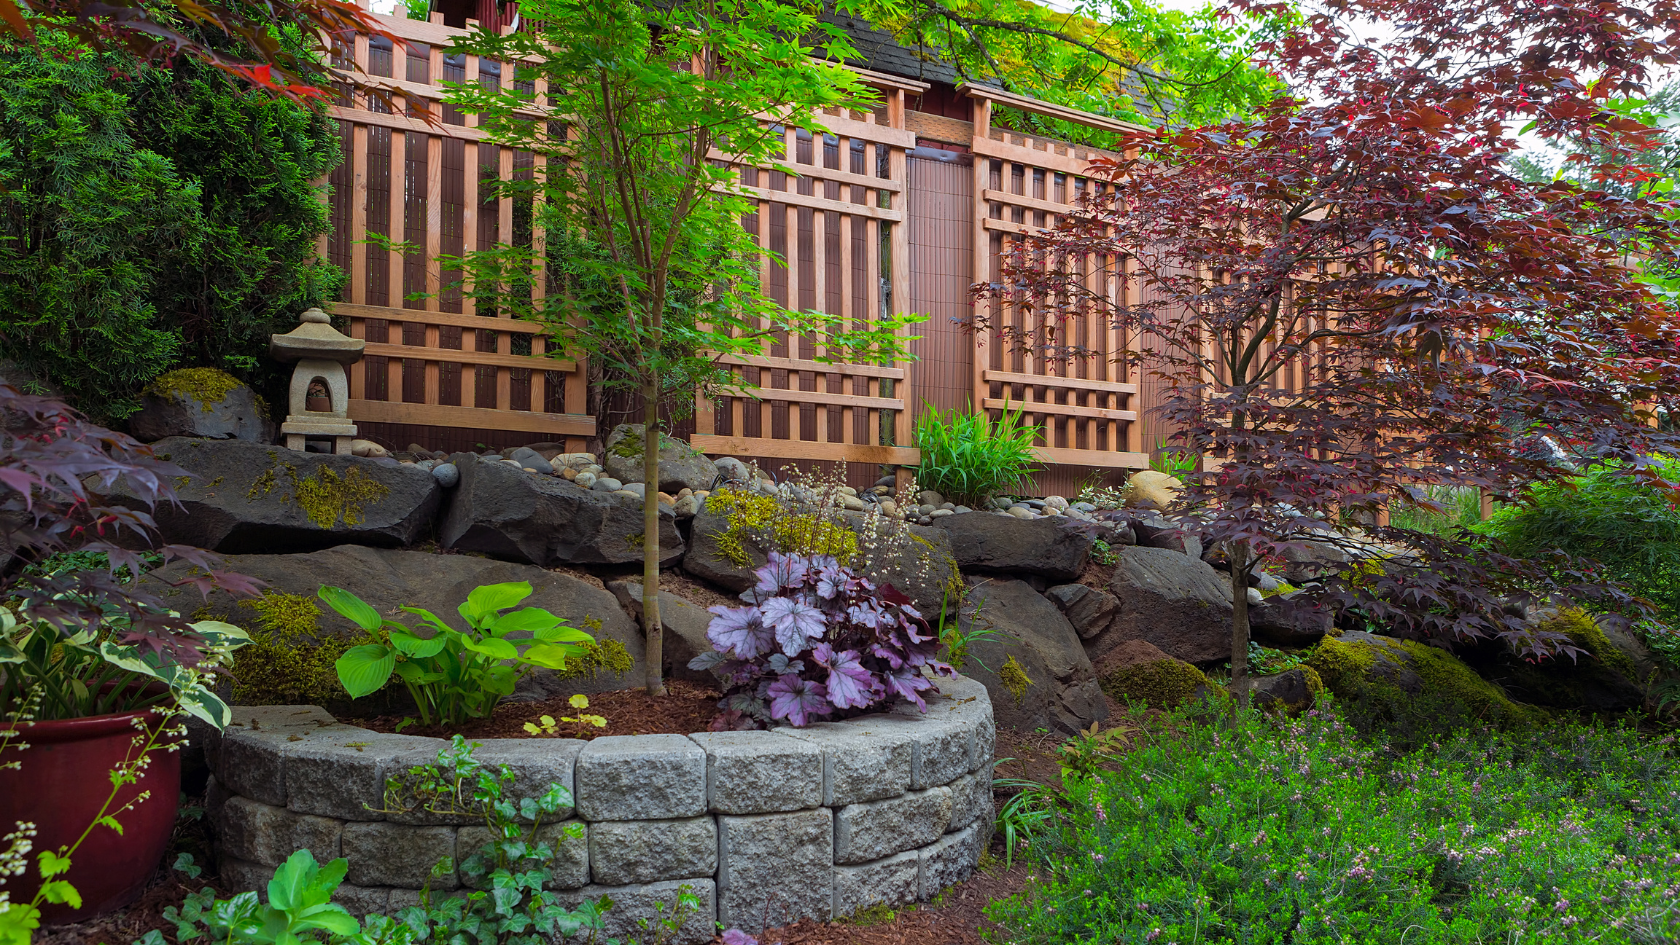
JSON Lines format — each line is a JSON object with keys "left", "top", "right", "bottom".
{"left": 203, "top": 676, "right": 995, "bottom": 942}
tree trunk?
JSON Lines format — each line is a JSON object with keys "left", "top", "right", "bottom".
{"left": 1229, "top": 540, "right": 1251, "bottom": 710}
{"left": 641, "top": 379, "right": 666, "bottom": 697}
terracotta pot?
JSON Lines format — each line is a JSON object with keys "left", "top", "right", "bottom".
{"left": 0, "top": 709, "right": 181, "bottom": 924}
{"left": 305, "top": 395, "right": 331, "bottom": 412}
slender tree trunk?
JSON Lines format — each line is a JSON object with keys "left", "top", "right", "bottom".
{"left": 1229, "top": 539, "right": 1252, "bottom": 710}
{"left": 641, "top": 377, "right": 666, "bottom": 697}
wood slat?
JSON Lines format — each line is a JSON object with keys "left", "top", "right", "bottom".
{"left": 959, "top": 83, "right": 1147, "bottom": 136}
{"left": 982, "top": 369, "right": 1138, "bottom": 394}
{"left": 361, "top": 342, "right": 573, "bottom": 371}
{"left": 715, "top": 354, "right": 905, "bottom": 379}
{"left": 718, "top": 384, "right": 902, "bottom": 410}
{"left": 1032, "top": 446, "right": 1150, "bottom": 468}
{"left": 740, "top": 184, "right": 904, "bottom": 222}
{"left": 708, "top": 150, "right": 903, "bottom": 194}
{"left": 350, "top": 399, "right": 595, "bottom": 435}
{"left": 690, "top": 434, "right": 920, "bottom": 466}
{"left": 972, "top": 137, "right": 1109, "bottom": 179}
{"left": 335, "top": 304, "right": 547, "bottom": 333}
{"left": 985, "top": 396, "right": 1136, "bottom": 422}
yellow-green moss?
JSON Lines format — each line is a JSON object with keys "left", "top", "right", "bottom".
{"left": 247, "top": 462, "right": 390, "bottom": 529}
{"left": 706, "top": 486, "right": 858, "bottom": 566}
{"left": 1300, "top": 664, "right": 1326, "bottom": 699}
{"left": 231, "top": 592, "right": 350, "bottom": 706}
{"left": 554, "top": 638, "right": 635, "bottom": 682}
{"left": 1101, "top": 658, "right": 1215, "bottom": 709}
{"left": 1501, "top": 607, "right": 1642, "bottom": 709}
{"left": 1536, "top": 607, "right": 1638, "bottom": 679}
{"left": 145, "top": 367, "right": 243, "bottom": 412}
{"left": 1000, "top": 654, "right": 1033, "bottom": 705}
{"left": 1307, "top": 634, "right": 1546, "bottom": 727}
{"left": 912, "top": 532, "right": 965, "bottom": 607}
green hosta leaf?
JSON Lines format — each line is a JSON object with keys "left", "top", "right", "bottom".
{"left": 521, "top": 642, "right": 588, "bottom": 670}
{"left": 487, "top": 607, "right": 563, "bottom": 636}
{"left": 187, "top": 620, "right": 251, "bottom": 650}
{"left": 459, "top": 582, "right": 534, "bottom": 626}
{"left": 461, "top": 636, "right": 519, "bottom": 661}
{"left": 318, "top": 587, "right": 384, "bottom": 632}
{"left": 335, "top": 644, "right": 396, "bottom": 698}
{"left": 390, "top": 630, "right": 448, "bottom": 659}
{"left": 400, "top": 606, "right": 457, "bottom": 638}
{"left": 532, "top": 624, "right": 596, "bottom": 645}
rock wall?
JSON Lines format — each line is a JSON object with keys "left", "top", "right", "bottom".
{"left": 204, "top": 677, "right": 995, "bottom": 940}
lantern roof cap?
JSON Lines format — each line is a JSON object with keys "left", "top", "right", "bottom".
{"left": 270, "top": 308, "right": 365, "bottom": 364}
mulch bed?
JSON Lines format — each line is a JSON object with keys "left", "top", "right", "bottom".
{"left": 346, "top": 679, "right": 724, "bottom": 739}
{"left": 757, "top": 860, "right": 1030, "bottom": 945}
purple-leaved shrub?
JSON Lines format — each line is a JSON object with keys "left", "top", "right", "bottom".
{"left": 690, "top": 551, "right": 954, "bottom": 728}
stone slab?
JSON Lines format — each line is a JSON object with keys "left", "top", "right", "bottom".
{"left": 554, "top": 879, "right": 716, "bottom": 945}
{"left": 341, "top": 822, "right": 459, "bottom": 889}
{"left": 217, "top": 795, "right": 342, "bottom": 868}
{"left": 919, "top": 822, "right": 984, "bottom": 900}
{"left": 834, "top": 787, "right": 953, "bottom": 865}
{"left": 832, "top": 851, "right": 920, "bottom": 920}
{"left": 574, "top": 735, "right": 706, "bottom": 822}
{"left": 588, "top": 816, "right": 717, "bottom": 886}
{"left": 717, "top": 808, "right": 834, "bottom": 932}
{"left": 687, "top": 731, "right": 824, "bottom": 814}
{"left": 775, "top": 720, "right": 912, "bottom": 807}
{"left": 458, "top": 822, "right": 590, "bottom": 890}
{"left": 286, "top": 732, "right": 448, "bottom": 822}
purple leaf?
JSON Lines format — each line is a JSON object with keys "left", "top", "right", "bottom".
{"left": 755, "top": 551, "right": 809, "bottom": 595}
{"left": 722, "top": 930, "right": 760, "bottom": 945}
{"left": 767, "top": 674, "right": 831, "bottom": 727}
{"left": 708, "top": 605, "right": 776, "bottom": 659}
{"left": 815, "top": 645, "right": 879, "bottom": 710}
{"left": 760, "top": 596, "right": 827, "bottom": 656}
{"left": 885, "top": 667, "right": 936, "bottom": 711}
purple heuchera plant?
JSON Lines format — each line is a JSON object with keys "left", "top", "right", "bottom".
{"left": 690, "top": 552, "right": 954, "bottom": 728}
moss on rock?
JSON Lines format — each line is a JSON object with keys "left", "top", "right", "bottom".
{"left": 1497, "top": 607, "right": 1645, "bottom": 711}
{"left": 245, "top": 460, "right": 391, "bottom": 529}
{"left": 999, "top": 654, "right": 1033, "bottom": 706}
{"left": 1101, "top": 658, "right": 1219, "bottom": 709}
{"left": 1307, "top": 631, "right": 1546, "bottom": 728}
{"left": 145, "top": 367, "right": 243, "bottom": 413}
{"left": 706, "top": 486, "right": 858, "bottom": 566}
{"left": 231, "top": 591, "right": 350, "bottom": 706}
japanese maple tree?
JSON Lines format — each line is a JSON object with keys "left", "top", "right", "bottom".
{"left": 979, "top": 0, "right": 1680, "bottom": 701}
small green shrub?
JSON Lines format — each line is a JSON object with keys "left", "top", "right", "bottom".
{"left": 323, "top": 581, "right": 597, "bottom": 728}
{"left": 988, "top": 708, "right": 1680, "bottom": 944}
{"left": 1479, "top": 459, "right": 1680, "bottom": 667}
{"left": 1388, "top": 484, "right": 1486, "bottom": 536}
{"left": 913, "top": 400, "right": 1041, "bottom": 507}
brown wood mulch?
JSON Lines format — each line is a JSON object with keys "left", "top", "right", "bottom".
{"left": 754, "top": 860, "right": 1030, "bottom": 945}
{"left": 346, "top": 679, "right": 724, "bottom": 739}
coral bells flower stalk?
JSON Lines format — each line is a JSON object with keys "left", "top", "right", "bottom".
{"left": 691, "top": 552, "right": 955, "bottom": 729}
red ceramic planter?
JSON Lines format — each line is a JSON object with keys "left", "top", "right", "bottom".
{"left": 0, "top": 708, "right": 181, "bottom": 924}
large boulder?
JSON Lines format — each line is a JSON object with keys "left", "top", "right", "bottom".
{"left": 1250, "top": 594, "right": 1333, "bottom": 646}
{"left": 1250, "top": 668, "right": 1322, "bottom": 714}
{"left": 440, "top": 452, "right": 683, "bottom": 568}
{"left": 1121, "top": 470, "right": 1181, "bottom": 510}
{"left": 605, "top": 579, "right": 716, "bottom": 685}
{"left": 1279, "top": 538, "right": 1353, "bottom": 584}
{"left": 684, "top": 494, "right": 960, "bottom": 619}
{"left": 1488, "top": 608, "right": 1647, "bottom": 712}
{"left": 1043, "top": 584, "right": 1120, "bottom": 640}
{"left": 1093, "top": 545, "right": 1234, "bottom": 665}
{"left": 956, "top": 578, "right": 1106, "bottom": 734}
{"left": 115, "top": 438, "right": 440, "bottom": 553}
{"left": 1307, "top": 630, "right": 1545, "bottom": 728}
{"left": 129, "top": 368, "right": 273, "bottom": 443}
{"left": 146, "top": 545, "right": 645, "bottom": 698}
{"left": 1099, "top": 657, "right": 1223, "bottom": 710}
{"left": 930, "top": 514, "right": 1092, "bottom": 582}
{"left": 602, "top": 424, "right": 717, "bottom": 493}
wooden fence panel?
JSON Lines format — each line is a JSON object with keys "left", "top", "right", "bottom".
{"left": 326, "top": 9, "right": 594, "bottom": 450}
{"left": 968, "top": 95, "right": 1148, "bottom": 474}
{"left": 692, "top": 91, "right": 924, "bottom": 472}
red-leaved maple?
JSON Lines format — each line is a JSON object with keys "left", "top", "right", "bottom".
{"left": 978, "top": 0, "right": 1680, "bottom": 701}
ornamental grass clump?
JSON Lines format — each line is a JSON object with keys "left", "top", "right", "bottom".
{"left": 691, "top": 552, "right": 955, "bottom": 728}
{"left": 913, "top": 401, "right": 1041, "bottom": 507}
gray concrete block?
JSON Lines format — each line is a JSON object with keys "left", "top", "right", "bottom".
{"left": 833, "top": 851, "right": 920, "bottom": 920}
{"left": 945, "top": 768, "right": 994, "bottom": 833}
{"left": 286, "top": 732, "right": 448, "bottom": 822}
{"left": 341, "top": 821, "right": 459, "bottom": 889}
{"left": 388, "top": 888, "right": 467, "bottom": 910}
{"left": 838, "top": 715, "right": 974, "bottom": 789}
{"left": 218, "top": 855, "right": 274, "bottom": 897}
{"left": 775, "top": 721, "right": 911, "bottom": 806}
{"left": 588, "top": 816, "right": 717, "bottom": 886}
{"left": 217, "top": 795, "right": 341, "bottom": 867}
{"left": 476, "top": 738, "right": 584, "bottom": 822}
{"left": 834, "top": 787, "right": 953, "bottom": 865}
{"left": 332, "top": 883, "right": 395, "bottom": 918}
{"left": 215, "top": 706, "right": 345, "bottom": 807}
{"left": 574, "top": 735, "right": 706, "bottom": 821}
{"left": 717, "top": 808, "right": 833, "bottom": 932}
{"left": 553, "top": 879, "right": 716, "bottom": 945}
{"left": 458, "top": 822, "right": 589, "bottom": 890}
{"left": 687, "top": 731, "right": 823, "bottom": 814}
{"left": 919, "top": 822, "right": 983, "bottom": 899}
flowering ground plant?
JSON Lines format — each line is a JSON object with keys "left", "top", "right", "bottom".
{"left": 690, "top": 552, "right": 955, "bottom": 728}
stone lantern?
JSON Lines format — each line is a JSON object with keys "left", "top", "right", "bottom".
{"left": 270, "top": 307, "right": 365, "bottom": 454}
